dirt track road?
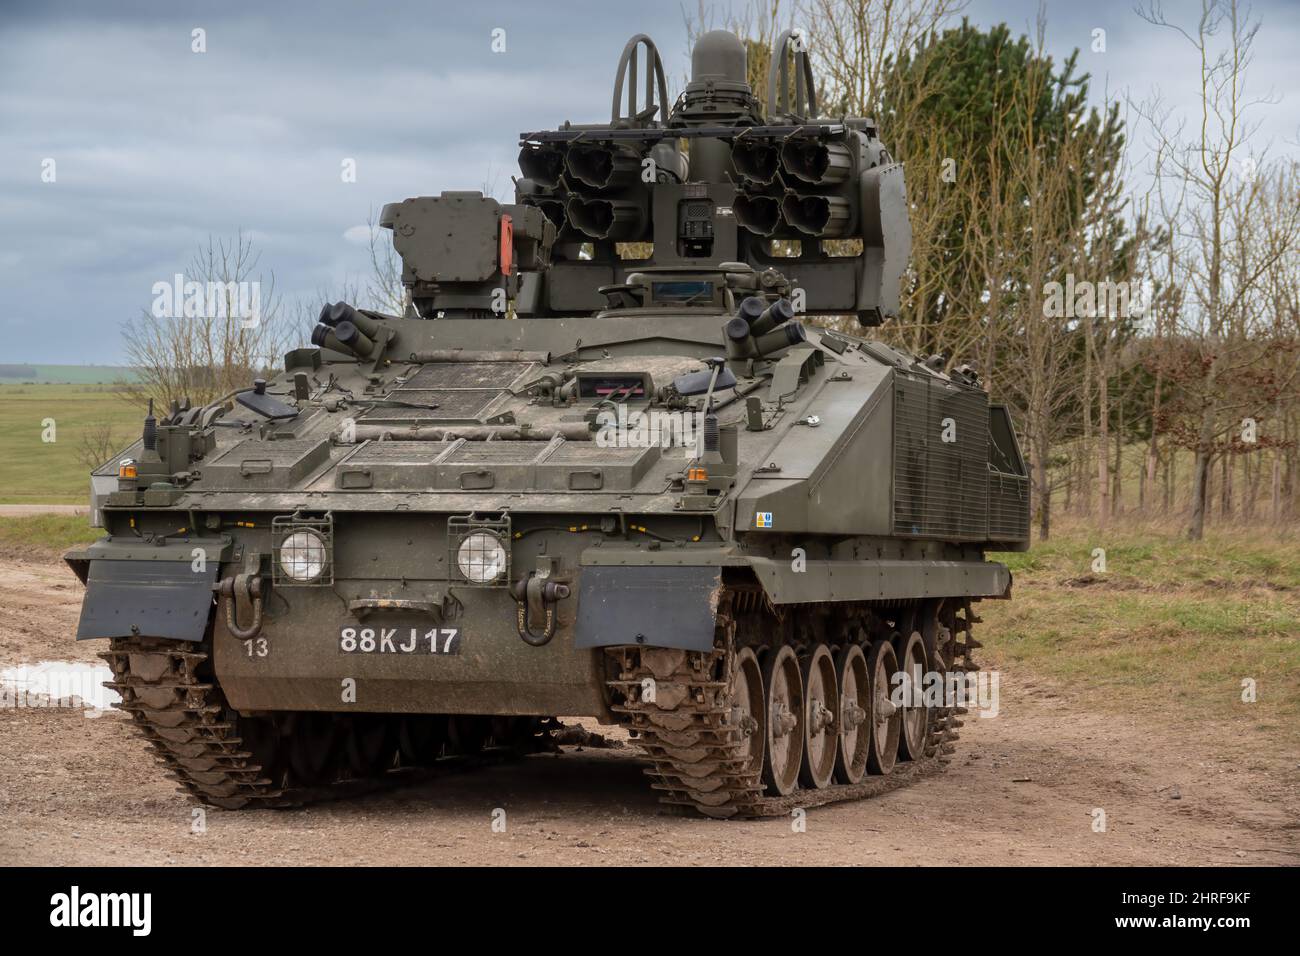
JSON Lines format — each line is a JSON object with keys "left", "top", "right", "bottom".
{"left": 2, "top": 555, "right": 1296, "bottom": 866}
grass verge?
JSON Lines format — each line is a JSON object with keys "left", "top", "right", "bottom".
{"left": 0, "top": 514, "right": 103, "bottom": 557}
{"left": 983, "top": 521, "right": 1300, "bottom": 749}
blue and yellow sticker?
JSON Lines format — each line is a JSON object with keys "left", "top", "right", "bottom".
{"left": 755, "top": 511, "right": 773, "bottom": 529}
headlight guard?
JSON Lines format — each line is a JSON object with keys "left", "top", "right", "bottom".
{"left": 272, "top": 513, "right": 334, "bottom": 586}
{"left": 448, "top": 512, "right": 511, "bottom": 587}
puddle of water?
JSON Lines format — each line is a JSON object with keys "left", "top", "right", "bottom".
{"left": 0, "top": 660, "right": 119, "bottom": 717}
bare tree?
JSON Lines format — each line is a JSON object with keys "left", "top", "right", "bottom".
{"left": 122, "top": 232, "right": 296, "bottom": 413}
{"left": 997, "top": 42, "right": 1095, "bottom": 540}
{"left": 364, "top": 207, "right": 408, "bottom": 316}
{"left": 75, "top": 419, "right": 127, "bottom": 471}
{"left": 1136, "top": 0, "right": 1300, "bottom": 538}
{"left": 802, "top": 0, "right": 966, "bottom": 119}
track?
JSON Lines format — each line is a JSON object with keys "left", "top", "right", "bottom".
{"left": 100, "top": 637, "right": 548, "bottom": 809}
{"left": 607, "top": 587, "right": 974, "bottom": 817}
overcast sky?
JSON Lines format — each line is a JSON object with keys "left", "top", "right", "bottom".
{"left": 2, "top": 0, "right": 1297, "bottom": 364}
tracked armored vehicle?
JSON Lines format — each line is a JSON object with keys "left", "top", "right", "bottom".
{"left": 68, "top": 31, "right": 1029, "bottom": 817}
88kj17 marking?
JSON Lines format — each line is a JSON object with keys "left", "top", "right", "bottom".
{"left": 339, "top": 626, "right": 462, "bottom": 655}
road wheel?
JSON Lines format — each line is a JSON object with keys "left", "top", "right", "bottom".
{"left": 447, "top": 715, "right": 489, "bottom": 755}
{"left": 285, "top": 712, "right": 339, "bottom": 786}
{"left": 761, "top": 644, "right": 804, "bottom": 796}
{"left": 866, "top": 640, "right": 900, "bottom": 775}
{"left": 799, "top": 643, "right": 838, "bottom": 789}
{"left": 397, "top": 714, "right": 448, "bottom": 766}
{"left": 833, "top": 642, "right": 870, "bottom": 784}
{"left": 344, "top": 714, "right": 395, "bottom": 777}
{"left": 897, "top": 630, "right": 930, "bottom": 761}
{"left": 731, "top": 647, "right": 766, "bottom": 779}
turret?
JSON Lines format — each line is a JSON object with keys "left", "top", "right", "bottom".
{"left": 377, "top": 30, "right": 912, "bottom": 327}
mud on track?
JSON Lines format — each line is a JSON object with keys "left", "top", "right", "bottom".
{"left": 1, "top": 556, "right": 1296, "bottom": 866}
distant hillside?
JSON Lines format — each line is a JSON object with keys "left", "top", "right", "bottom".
{"left": 0, "top": 364, "right": 140, "bottom": 385}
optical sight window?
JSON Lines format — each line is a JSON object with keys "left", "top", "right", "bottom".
{"left": 651, "top": 280, "right": 714, "bottom": 304}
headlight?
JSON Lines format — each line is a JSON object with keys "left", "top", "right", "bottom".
{"left": 457, "top": 531, "right": 507, "bottom": 584}
{"left": 279, "top": 529, "right": 327, "bottom": 582}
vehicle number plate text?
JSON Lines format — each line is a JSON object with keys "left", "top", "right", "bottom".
{"left": 338, "top": 626, "right": 462, "bottom": 655}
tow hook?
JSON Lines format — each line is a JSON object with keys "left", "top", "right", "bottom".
{"left": 216, "top": 573, "right": 264, "bottom": 640}
{"left": 509, "top": 574, "right": 570, "bottom": 647}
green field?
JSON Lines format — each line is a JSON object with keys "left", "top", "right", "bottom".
{"left": 0, "top": 364, "right": 139, "bottom": 385}
{"left": 0, "top": 383, "right": 142, "bottom": 503}
{"left": 0, "top": 513, "right": 102, "bottom": 553}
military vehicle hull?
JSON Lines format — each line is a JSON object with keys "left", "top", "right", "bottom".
{"left": 69, "top": 309, "right": 1025, "bottom": 814}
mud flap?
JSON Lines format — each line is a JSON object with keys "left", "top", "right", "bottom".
{"left": 76, "top": 559, "right": 219, "bottom": 642}
{"left": 574, "top": 566, "right": 722, "bottom": 651}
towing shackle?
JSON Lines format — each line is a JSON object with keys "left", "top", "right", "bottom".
{"left": 216, "top": 572, "right": 264, "bottom": 640}
{"left": 509, "top": 574, "right": 571, "bottom": 647}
